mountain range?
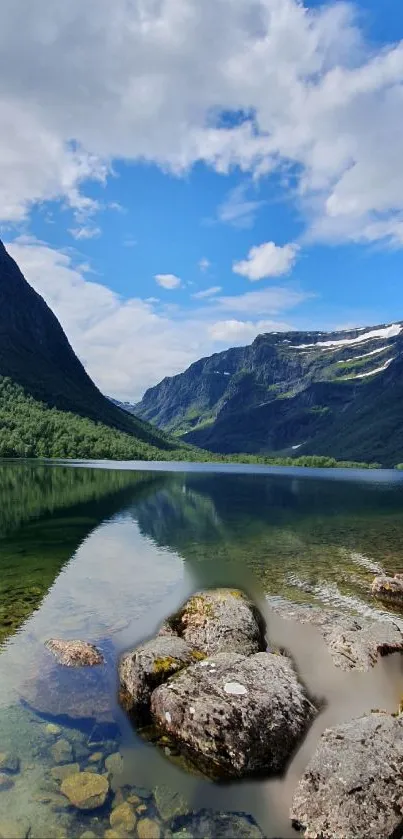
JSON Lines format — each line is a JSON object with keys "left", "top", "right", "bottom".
{"left": 135, "top": 323, "right": 403, "bottom": 466}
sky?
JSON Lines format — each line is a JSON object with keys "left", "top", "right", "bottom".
{"left": 1, "top": 0, "right": 403, "bottom": 402}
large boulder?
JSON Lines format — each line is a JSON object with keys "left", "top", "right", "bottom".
{"left": 45, "top": 639, "right": 104, "bottom": 667}
{"left": 291, "top": 712, "right": 403, "bottom": 839}
{"left": 118, "top": 635, "right": 197, "bottom": 715}
{"left": 172, "top": 589, "right": 266, "bottom": 656}
{"left": 270, "top": 601, "right": 403, "bottom": 670}
{"left": 151, "top": 651, "right": 316, "bottom": 779}
{"left": 372, "top": 574, "right": 403, "bottom": 606}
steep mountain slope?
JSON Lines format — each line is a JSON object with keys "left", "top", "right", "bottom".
{"left": 0, "top": 240, "right": 171, "bottom": 451}
{"left": 135, "top": 323, "right": 403, "bottom": 465}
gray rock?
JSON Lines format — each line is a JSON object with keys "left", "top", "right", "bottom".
{"left": 291, "top": 712, "right": 403, "bottom": 839}
{"left": 45, "top": 639, "right": 104, "bottom": 666}
{"left": 151, "top": 651, "right": 316, "bottom": 779}
{"left": 0, "top": 774, "right": 14, "bottom": 792}
{"left": 153, "top": 785, "right": 189, "bottom": 821}
{"left": 119, "top": 635, "right": 197, "bottom": 715}
{"left": 0, "top": 753, "right": 20, "bottom": 773}
{"left": 50, "top": 738, "right": 74, "bottom": 765}
{"left": 174, "top": 589, "right": 266, "bottom": 656}
{"left": 50, "top": 762, "right": 80, "bottom": 782}
{"left": 270, "top": 601, "right": 403, "bottom": 670}
{"left": 171, "top": 810, "right": 264, "bottom": 838}
{"left": 372, "top": 574, "right": 403, "bottom": 605}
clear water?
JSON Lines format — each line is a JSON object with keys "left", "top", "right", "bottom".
{"left": 1, "top": 460, "right": 403, "bottom": 838}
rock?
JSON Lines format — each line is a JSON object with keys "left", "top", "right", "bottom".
{"left": 0, "top": 774, "right": 14, "bottom": 791}
{"left": 105, "top": 751, "right": 124, "bottom": 777}
{"left": 270, "top": 601, "right": 403, "bottom": 670}
{"left": 0, "top": 753, "right": 20, "bottom": 773}
{"left": 372, "top": 574, "right": 403, "bottom": 605}
{"left": 45, "top": 723, "right": 62, "bottom": 736}
{"left": 126, "top": 793, "right": 141, "bottom": 807}
{"left": 291, "top": 712, "right": 403, "bottom": 839}
{"left": 112, "top": 789, "right": 126, "bottom": 809}
{"left": 104, "top": 831, "right": 128, "bottom": 839}
{"left": 88, "top": 751, "right": 103, "bottom": 763}
{"left": 0, "top": 820, "right": 30, "bottom": 839}
{"left": 60, "top": 771, "right": 109, "bottom": 810}
{"left": 80, "top": 833, "right": 98, "bottom": 839}
{"left": 174, "top": 589, "right": 266, "bottom": 657}
{"left": 171, "top": 810, "right": 264, "bottom": 838}
{"left": 50, "top": 738, "right": 74, "bottom": 764}
{"left": 157, "top": 620, "right": 177, "bottom": 638}
{"left": 45, "top": 639, "right": 105, "bottom": 667}
{"left": 154, "top": 786, "right": 189, "bottom": 821}
{"left": 151, "top": 652, "right": 316, "bottom": 779}
{"left": 110, "top": 802, "right": 137, "bottom": 832}
{"left": 21, "top": 648, "right": 114, "bottom": 723}
{"left": 50, "top": 762, "right": 80, "bottom": 782}
{"left": 137, "top": 818, "right": 161, "bottom": 839}
{"left": 119, "top": 636, "right": 197, "bottom": 715}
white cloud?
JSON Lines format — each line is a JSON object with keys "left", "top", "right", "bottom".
{"left": 233, "top": 241, "right": 300, "bottom": 280}
{"left": 69, "top": 225, "right": 101, "bottom": 240}
{"left": 155, "top": 273, "right": 182, "bottom": 290}
{"left": 0, "top": 0, "right": 402, "bottom": 246}
{"left": 208, "top": 318, "right": 290, "bottom": 342}
{"left": 5, "top": 237, "right": 309, "bottom": 399}
{"left": 217, "top": 182, "right": 265, "bottom": 228}
{"left": 192, "top": 285, "right": 222, "bottom": 299}
{"left": 198, "top": 258, "right": 210, "bottom": 272}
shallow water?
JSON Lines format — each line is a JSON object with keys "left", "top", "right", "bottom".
{"left": 1, "top": 460, "right": 403, "bottom": 838}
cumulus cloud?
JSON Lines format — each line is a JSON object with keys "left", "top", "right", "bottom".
{"left": 0, "top": 0, "right": 402, "bottom": 245}
{"left": 155, "top": 273, "right": 182, "bottom": 290}
{"left": 192, "top": 286, "right": 222, "bottom": 299}
{"left": 5, "top": 237, "right": 309, "bottom": 399}
{"left": 233, "top": 241, "right": 300, "bottom": 280}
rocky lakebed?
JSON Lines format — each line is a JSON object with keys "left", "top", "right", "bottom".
{"left": 3, "top": 581, "right": 403, "bottom": 839}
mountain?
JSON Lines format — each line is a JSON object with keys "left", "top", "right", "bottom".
{"left": 0, "top": 240, "right": 174, "bottom": 455}
{"left": 135, "top": 322, "right": 403, "bottom": 466}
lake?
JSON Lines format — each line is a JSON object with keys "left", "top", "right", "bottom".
{"left": 1, "top": 460, "right": 403, "bottom": 838}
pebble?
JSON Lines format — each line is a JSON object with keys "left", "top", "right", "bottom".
{"left": 0, "top": 753, "right": 20, "bottom": 773}
{"left": 88, "top": 751, "right": 103, "bottom": 763}
{"left": 45, "top": 723, "right": 62, "bottom": 736}
{"left": 50, "top": 762, "right": 80, "bottom": 783}
{"left": 60, "top": 772, "right": 109, "bottom": 810}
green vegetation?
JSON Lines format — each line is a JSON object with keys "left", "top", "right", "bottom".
{"left": 0, "top": 377, "right": 381, "bottom": 469}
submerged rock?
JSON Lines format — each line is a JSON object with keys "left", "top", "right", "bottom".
{"left": 291, "top": 712, "right": 403, "bottom": 839}
{"left": 137, "top": 818, "right": 161, "bottom": 839}
{"left": 50, "top": 738, "right": 74, "bottom": 764}
{"left": 153, "top": 785, "right": 189, "bottom": 821}
{"left": 173, "top": 589, "right": 266, "bottom": 657}
{"left": 110, "top": 802, "right": 137, "bottom": 832}
{"left": 50, "top": 762, "right": 80, "bottom": 782}
{"left": 372, "top": 574, "right": 403, "bottom": 605}
{"left": 0, "top": 774, "right": 14, "bottom": 791}
{"left": 119, "top": 635, "right": 197, "bottom": 715}
{"left": 60, "top": 771, "right": 109, "bottom": 810}
{"left": 45, "top": 639, "right": 105, "bottom": 667}
{"left": 270, "top": 601, "right": 403, "bottom": 670}
{"left": 151, "top": 651, "right": 316, "bottom": 779}
{"left": 171, "top": 810, "right": 264, "bottom": 838}
{"left": 0, "top": 753, "right": 20, "bottom": 773}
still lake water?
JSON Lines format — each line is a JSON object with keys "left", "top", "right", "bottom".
{"left": 1, "top": 460, "right": 403, "bottom": 838}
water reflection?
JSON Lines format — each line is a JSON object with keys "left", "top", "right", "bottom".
{"left": 0, "top": 462, "right": 403, "bottom": 837}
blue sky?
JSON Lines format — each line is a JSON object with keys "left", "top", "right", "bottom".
{"left": 1, "top": 0, "right": 403, "bottom": 400}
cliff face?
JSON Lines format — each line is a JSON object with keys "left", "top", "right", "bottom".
{"left": 135, "top": 323, "right": 403, "bottom": 465}
{"left": 0, "top": 240, "right": 169, "bottom": 448}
